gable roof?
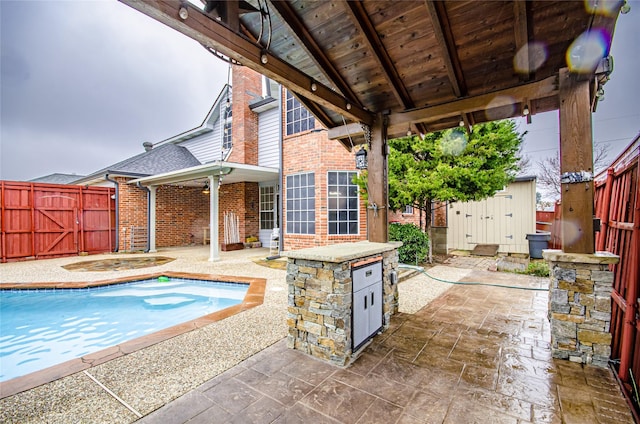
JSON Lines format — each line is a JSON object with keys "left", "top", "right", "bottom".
{"left": 154, "top": 84, "right": 232, "bottom": 148}
{"left": 29, "top": 173, "right": 85, "bottom": 184}
{"left": 73, "top": 143, "right": 201, "bottom": 185}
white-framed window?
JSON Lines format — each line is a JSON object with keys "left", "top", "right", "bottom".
{"left": 260, "top": 186, "right": 276, "bottom": 230}
{"left": 285, "top": 90, "right": 315, "bottom": 135}
{"left": 222, "top": 121, "right": 232, "bottom": 150}
{"left": 327, "top": 171, "right": 359, "bottom": 235}
{"left": 403, "top": 205, "right": 414, "bottom": 214}
{"left": 221, "top": 98, "right": 232, "bottom": 152}
{"left": 286, "top": 172, "right": 315, "bottom": 234}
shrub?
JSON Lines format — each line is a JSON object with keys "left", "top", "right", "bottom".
{"left": 389, "top": 223, "right": 429, "bottom": 265}
{"left": 524, "top": 261, "right": 549, "bottom": 277}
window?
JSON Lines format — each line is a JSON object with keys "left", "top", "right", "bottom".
{"left": 286, "top": 172, "right": 315, "bottom": 234}
{"left": 285, "top": 90, "right": 315, "bottom": 135}
{"left": 260, "top": 186, "right": 276, "bottom": 230}
{"left": 221, "top": 98, "right": 233, "bottom": 151}
{"left": 327, "top": 171, "right": 359, "bottom": 235}
{"left": 222, "top": 121, "right": 232, "bottom": 150}
{"left": 403, "top": 205, "right": 414, "bottom": 214}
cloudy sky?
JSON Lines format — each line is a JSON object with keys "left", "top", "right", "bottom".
{"left": 1, "top": 1, "right": 639, "bottom": 182}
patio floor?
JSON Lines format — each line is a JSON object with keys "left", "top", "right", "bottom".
{"left": 139, "top": 267, "right": 634, "bottom": 424}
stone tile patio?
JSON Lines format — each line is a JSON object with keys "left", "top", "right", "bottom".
{"left": 139, "top": 268, "right": 634, "bottom": 424}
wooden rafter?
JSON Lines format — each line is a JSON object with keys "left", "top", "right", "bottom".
{"left": 268, "top": 1, "right": 361, "bottom": 107}
{"left": 424, "top": 1, "right": 473, "bottom": 130}
{"left": 119, "top": 0, "right": 374, "bottom": 126}
{"left": 513, "top": 0, "right": 531, "bottom": 81}
{"left": 425, "top": 1, "right": 464, "bottom": 98}
{"left": 342, "top": 0, "right": 414, "bottom": 110}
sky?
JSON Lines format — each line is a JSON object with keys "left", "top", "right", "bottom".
{"left": 1, "top": 0, "right": 639, "bottom": 183}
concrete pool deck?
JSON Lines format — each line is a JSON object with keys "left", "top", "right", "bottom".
{"left": 0, "top": 247, "right": 634, "bottom": 423}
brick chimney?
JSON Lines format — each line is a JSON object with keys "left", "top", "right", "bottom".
{"left": 228, "top": 65, "right": 261, "bottom": 165}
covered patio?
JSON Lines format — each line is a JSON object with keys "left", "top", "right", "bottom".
{"left": 130, "top": 161, "right": 278, "bottom": 261}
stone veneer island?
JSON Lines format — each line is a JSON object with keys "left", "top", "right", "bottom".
{"left": 285, "top": 241, "right": 400, "bottom": 366}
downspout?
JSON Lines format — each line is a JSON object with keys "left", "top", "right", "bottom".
{"left": 105, "top": 174, "right": 119, "bottom": 252}
{"left": 136, "top": 182, "right": 151, "bottom": 253}
{"left": 278, "top": 86, "right": 284, "bottom": 252}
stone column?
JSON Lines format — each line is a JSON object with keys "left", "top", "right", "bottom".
{"left": 543, "top": 250, "right": 620, "bottom": 367}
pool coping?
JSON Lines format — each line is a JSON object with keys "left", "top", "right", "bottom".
{"left": 0, "top": 271, "right": 266, "bottom": 399}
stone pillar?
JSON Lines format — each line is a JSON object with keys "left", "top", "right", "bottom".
{"left": 543, "top": 249, "right": 620, "bottom": 367}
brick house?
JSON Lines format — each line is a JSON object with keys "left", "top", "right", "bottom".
{"left": 74, "top": 65, "right": 420, "bottom": 259}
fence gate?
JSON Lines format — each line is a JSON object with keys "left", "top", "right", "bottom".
{"left": 34, "top": 194, "right": 79, "bottom": 257}
{"left": 1, "top": 181, "right": 115, "bottom": 262}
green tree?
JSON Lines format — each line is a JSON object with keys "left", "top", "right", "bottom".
{"left": 355, "top": 120, "right": 523, "bottom": 261}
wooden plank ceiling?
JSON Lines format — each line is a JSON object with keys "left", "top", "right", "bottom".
{"left": 120, "top": 0, "right": 620, "bottom": 147}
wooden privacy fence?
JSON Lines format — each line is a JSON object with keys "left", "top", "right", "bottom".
{"left": 593, "top": 136, "right": 640, "bottom": 415}
{"left": 0, "top": 181, "right": 116, "bottom": 262}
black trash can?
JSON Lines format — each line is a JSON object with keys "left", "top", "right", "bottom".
{"left": 526, "top": 232, "right": 551, "bottom": 259}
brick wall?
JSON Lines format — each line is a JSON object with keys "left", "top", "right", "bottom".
{"left": 281, "top": 90, "right": 367, "bottom": 250}
{"left": 115, "top": 179, "right": 259, "bottom": 249}
{"left": 388, "top": 209, "right": 421, "bottom": 226}
{"left": 155, "top": 185, "right": 209, "bottom": 246}
{"left": 116, "top": 177, "right": 148, "bottom": 249}
{"left": 219, "top": 182, "right": 259, "bottom": 242}
{"left": 228, "top": 65, "right": 260, "bottom": 165}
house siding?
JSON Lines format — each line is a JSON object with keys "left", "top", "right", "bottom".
{"left": 258, "top": 107, "right": 280, "bottom": 168}
{"left": 182, "top": 126, "right": 222, "bottom": 164}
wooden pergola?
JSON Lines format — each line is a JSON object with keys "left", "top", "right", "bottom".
{"left": 120, "top": 0, "right": 622, "bottom": 254}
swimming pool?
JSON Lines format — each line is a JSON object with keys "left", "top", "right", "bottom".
{"left": 0, "top": 276, "right": 249, "bottom": 382}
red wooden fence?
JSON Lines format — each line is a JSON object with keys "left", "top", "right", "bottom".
{"left": 593, "top": 135, "right": 640, "bottom": 416}
{"left": 0, "top": 181, "right": 116, "bottom": 262}
{"left": 535, "top": 206, "right": 562, "bottom": 249}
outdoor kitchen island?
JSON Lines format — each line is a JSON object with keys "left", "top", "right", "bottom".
{"left": 285, "top": 241, "right": 400, "bottom": 366}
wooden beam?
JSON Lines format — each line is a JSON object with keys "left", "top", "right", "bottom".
{"left": 326, "top": 75, "right": 558, "bottom": 139}
{"left": 367, "top": 113, "right": 388, "bottom": 243}
{"left": 343, "top": 1, "right": 415, "bottom": 110}
{"left": 268, "top": 1, "right": 361, "bottom": 106}
{"left": 119, "top": 0, "right": 373, "bottom": 126}
{"left": 559, "top": 67, "right": 595, "bottom": 254}
{"left": 328, "top": 122, "right": 365, "bottom": 141}
{"left": 295, "top": 93, "right": 335, "bottom": 130}
{"left": 424, "top": 0, "right": 466, "bottom": 97}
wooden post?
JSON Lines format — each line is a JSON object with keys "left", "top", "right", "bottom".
{"left": 367, "top": 113, "right": 389, "bottom": 243}
{"left": 558, "top": 68, "right": 595, "bottom": 254}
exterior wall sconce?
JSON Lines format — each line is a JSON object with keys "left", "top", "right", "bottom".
{"left": 523, "top": 105, "right": 530, "bottom": 116}
{"left": 178, "top": 4, "right": 188, "bottom": 20}
{"left": 202, "top": 182, "right": 210, "bottom": 194}
{"left": 355, "top": 146, "right": 368, "bottom": 170}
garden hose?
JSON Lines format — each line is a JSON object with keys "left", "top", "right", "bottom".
{"left": 398, "top": 263, "right": 549, "bottom": 292}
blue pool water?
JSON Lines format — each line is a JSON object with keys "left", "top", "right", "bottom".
{"left": 0, "top": 278, "right": 248, "bottom": 382}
